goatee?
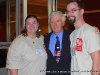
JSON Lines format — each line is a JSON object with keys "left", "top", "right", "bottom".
{"left": 68, "top": 16, "right": 76, "bottom": 24}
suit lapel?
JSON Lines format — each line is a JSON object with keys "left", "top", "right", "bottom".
{"left": 58, "top": 30, "right": 70, "bottom": 65}
{"left": 46, "top": 32, "right": 57, "bottom": 64}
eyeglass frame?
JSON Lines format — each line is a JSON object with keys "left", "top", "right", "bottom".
{"left": 65, "top": 8, "right": 81, "bottom": 14}
{"left": 26, "top": 21, "right": 38, "bottom": 25}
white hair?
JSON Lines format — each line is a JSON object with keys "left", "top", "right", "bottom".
{"left": 48, "top": 11, "right": 66, "bottom": 23}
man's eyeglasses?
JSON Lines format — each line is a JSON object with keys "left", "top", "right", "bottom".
{"left": 65, "top": 9, "right": 80, "bottom": 14}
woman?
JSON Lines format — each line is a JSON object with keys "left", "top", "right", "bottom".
{"left": 6, "top": 15, "right": 47, "bottom": 75}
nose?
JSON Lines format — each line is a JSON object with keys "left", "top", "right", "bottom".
{"left": 66, "top": 12, "right": 72, "bottom": 17}
{"left": 53, "top": 22, "right": 57, "bottom": 26}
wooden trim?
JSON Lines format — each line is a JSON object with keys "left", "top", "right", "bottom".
{"left": 85, "top": 9, "right": 100, "bottom": 14}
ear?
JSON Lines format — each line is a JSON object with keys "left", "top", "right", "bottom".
{"left": 80, "top": 9, "right": 84, "bottom": 15}
{"left": 63, "top": 21, "right": 65, "bottom": 26}
{"left": 37, "top": 22, "right": 39, "bottom": 26}
{"left": 66, "top": 14, "right": 68, "bottom": 17}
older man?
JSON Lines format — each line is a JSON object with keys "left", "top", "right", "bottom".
{"left": 44, "top": 11, "right": 71, "bottom": 75}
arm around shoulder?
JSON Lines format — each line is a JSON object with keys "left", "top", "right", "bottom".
{"left": 90, "top": 50, "right": 100, "bottom": 75}
{"left": 9, "top": 69, "right": 18, "bottom": 75}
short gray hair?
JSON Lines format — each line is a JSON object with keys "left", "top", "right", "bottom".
{"left": 48, "top": 11, "right": 66, "bottom": 23}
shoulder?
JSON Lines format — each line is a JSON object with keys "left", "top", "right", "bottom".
{"left": 63, "top": 29, "right": 72, "bottom": 38}
{"left": 38, "top": 35, "right": 44, "bottom": 41}
{"left": 64, "top": 29, "right": 72, "bottom": 35}
{"left": 10, "top": 34, "right": 26, "bottom": 46}
{"left": 44, "top": 32, "right": 52, "bottom": 39}
{"left": 44, "top": 32, "right": 53, "bottom": 44}
{"left": 84, "top": 24, "right": 96, "bottom": 34}
{"left": 13, "top": 34, "right": 25, "bottom": 42}
{"left": 9, "top": 35, "right": 27, "bottom": 52}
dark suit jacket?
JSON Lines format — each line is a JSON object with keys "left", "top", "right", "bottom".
{"left": 44, "top": 29, "right": 72, "bottom": 75}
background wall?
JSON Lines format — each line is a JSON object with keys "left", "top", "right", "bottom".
{"left": 84, "top": 13, "right": 100, "bottom": 29}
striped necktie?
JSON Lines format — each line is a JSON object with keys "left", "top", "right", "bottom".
{"left": 54, "top": 36, "right": 61, "bottom": 63}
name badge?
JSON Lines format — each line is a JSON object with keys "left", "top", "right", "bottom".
{"left": 35, "top": 48, "right": 43, "bottom": 55}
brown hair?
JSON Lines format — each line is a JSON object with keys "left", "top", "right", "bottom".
{"left": 66, "top": 0, "right": 85, "bottom": 9}
{"left": 21, "top": 15, "right": 40, "bottom": 38}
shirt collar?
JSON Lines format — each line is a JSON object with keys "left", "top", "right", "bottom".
{"left": 52, "top": 29, "right": 63, "bottom": 39}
